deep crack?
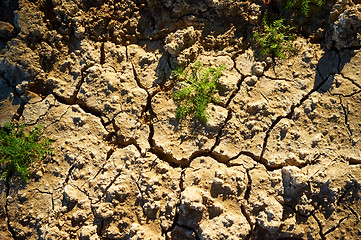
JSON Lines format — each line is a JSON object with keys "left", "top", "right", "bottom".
{"left": 242, "top": 168, "right": 254, "bottom": 240}
{"left": 312, "top": 213, "right": 326, "bottom": 240}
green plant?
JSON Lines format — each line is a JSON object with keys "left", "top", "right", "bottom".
{"left": 0, "top": 123, "right": 53, "bottom": 180}
{"left": 286, "top": 0, "right": 324, "bottom": 16}
{"left": 173, "top": 61, "right": 225, "bottom": 123}
{"left": 254, "top": 17, "right": 296, "bottom": 59}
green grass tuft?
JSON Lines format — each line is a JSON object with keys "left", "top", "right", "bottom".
{"left": 173, "top": 62, "right": 225, "bottom": 124}
{"left": 254, "top": 17, "right": 296, "bottom": 59}
{"left": 0, "top": 123, "right": 53, "bottom": 181}
{"left": 286, "top": 0, "right": 324, "bottom": 16}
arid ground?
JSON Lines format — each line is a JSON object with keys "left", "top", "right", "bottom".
{"left": 0, "top": 0, "right": 361, "bottom": 239}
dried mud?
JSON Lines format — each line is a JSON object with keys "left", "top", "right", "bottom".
{"left": 0, "top": 0, "right": 361, "bottom": 239}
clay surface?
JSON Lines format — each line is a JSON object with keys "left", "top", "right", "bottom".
{"left": 0, "top": 0, "right": 361, "bottom": 239}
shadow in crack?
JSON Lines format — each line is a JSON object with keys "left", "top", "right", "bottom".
{"left": 314, "top": 48, "right": 356, "bottom": 93}
{"left": 0, "top": 0, "right": 18, "bottom": 23}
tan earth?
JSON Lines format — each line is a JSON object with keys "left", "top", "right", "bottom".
{"left": 0, "top": 0, "right": 361, "bottom": 239}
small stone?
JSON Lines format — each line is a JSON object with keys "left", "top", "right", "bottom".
{"left": 265, "top": 57, "right": 273, "bottom": 66}
{"left": 252, "top": 62, "right": 266, "bottom": 76}
{"left": 244, "top": 76, "right": 258, "bottom": 86}
{"left": 35, "top": 170, "right": 43, "bottom": 180}
{"left": 63, "top": 185, "right": 79, "bottom": 204}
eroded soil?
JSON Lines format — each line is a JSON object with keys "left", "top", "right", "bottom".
{"left": 0, "top": 0, "right": 361, "bottom": 239}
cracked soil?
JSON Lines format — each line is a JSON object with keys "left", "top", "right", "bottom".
{"left": 0, "top": 0, "right": 361, "bottom": 239}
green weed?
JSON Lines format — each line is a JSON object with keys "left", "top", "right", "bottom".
{"left": 0, "top": 123, "right": 53, "bottom": 180}
{"left": 286, "top": 0, "right": 324, "bottom": 16}
{"left": 254, "top": 17, "right": 296, "bottom": 59}
{"left": 173, "top": 62, "right": 225, "bottom": 124}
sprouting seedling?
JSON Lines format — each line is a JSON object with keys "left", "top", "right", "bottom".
{"left": 254, "top": 17, "right": 296, "bottom": 59}
{"left": 0, "top": 123, "right": 53, "bottom": 181}
{"left": 286, "top": 0, "right": 324, "bottom": 16}
{"left": 173, "top": 61, "right": 225, "bottom": 124}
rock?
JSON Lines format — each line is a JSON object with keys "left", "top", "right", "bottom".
{"left": 331, "top": 4, "right": 361, "bottom": 49}
{"left": 63, "top": 185, "right": 82, "bottom": 204}
{"left": 0, "top": 38, "right": 41, "bottom": 86}
{"left": 164, "top": 26, "right": 199, "bottom": 55}
{"left": 244, "top": 76, "right": 258, "bottom": 86}
{"left": 252, "top": 61, "right": 266, "bottom": 76}
{"left": 0, "top": 21, "right": 14, "bottom": 39}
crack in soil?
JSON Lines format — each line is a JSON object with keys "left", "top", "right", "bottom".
{"left": 339, "top": 96, "right": 353, "bottom": 138}
{"left": 312, "top": 213, "right": 326, "bottom": 240}
{"left": 148, "top": 122, "right": 188, "bottom": 167}
{"left": 126, "top": 45, "right": 147, "bottom": 90}
{"left": 100, "top": 42, "right": 105, "bottom": 65}
{"left": 324, "top": 214, "right": 350, "bottom": 236}
{"left": 242, "top": 167, "right": 254, "bottom": 240}
{"left": 340, "top": 73, "right": 361, "bottom": 90}
{"left": 260, "top": 67, "right": 332, "bottom": 165}
{"left": 90, "top": 202, "right": 104, "bottom": 237}
{"left": 79, "top": 148, "right": 115, "bottom": 189}
{"left": 131, "top": 174, "right": 149, "bottom": 218}
{"left": 69, "top": 63, "right": 95, "bottom": 105}
{"left": 63, "top": 162, "right": 76, "bottom": 188}
{"left": 208, "top": 109, "right": 232, "bottom": 157}
{"left": 344, "top": 204, "right": 361, "bottom": 222}
{"left": 50, "top": 89, "right": 105, "bottom": 126}
{"left": 93, "top": 171, "right": 122, "bottom": 204}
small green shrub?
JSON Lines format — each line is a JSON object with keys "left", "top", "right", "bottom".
{"left": 173, "top": 61, "right": 225, "bottom": 123}
{"left": 286, "top": 0, "right": 324, "bottom": 16}
{"left": 254, "top": 17, "right": 296, "bottom": 59}
{"left": 0, "top": 123, "right": 53, "bottom": 180}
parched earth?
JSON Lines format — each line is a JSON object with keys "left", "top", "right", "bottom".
{"left": 0, "top": 0, "right": 361, "bottom": 239}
